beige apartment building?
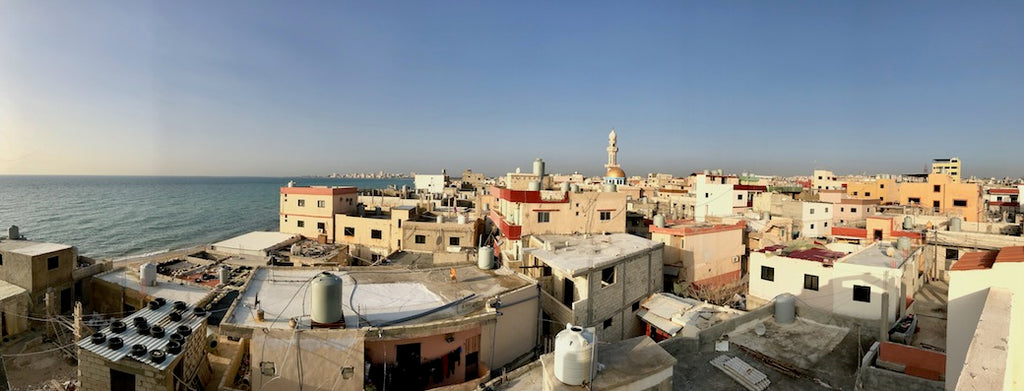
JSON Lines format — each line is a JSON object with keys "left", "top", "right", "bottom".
{"left": 279, "top": 185, "right": 358, "bottom": 242}
{"left": 932, "top": 157, "right": 961, "bottom": 183}
{"left": 0, "top": 240, "right": 77, "bottom": 317}
{"left": 489, "top": 186, "right": 627, "bottom": 261}
{"left": 335, "top": 205, "right": 480, "bottom": 261}
{"left": 898, "top": 174, "right": 982, "bottom": 221}
{"left": 845, "top": 178, "right": 899, "bottom": 203}
{"left": 650, "top": 220, "right": 746, "bottom": 294}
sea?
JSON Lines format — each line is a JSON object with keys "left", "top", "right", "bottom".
{"left": 0, "top": 176, "right": 413, "bottom": 260}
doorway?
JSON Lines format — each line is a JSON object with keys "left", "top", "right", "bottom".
{"left": 562, "top": 278, "right": 575, "bottom": 307}
{"left": 60, "top": 288, "right": 72, "bottom": 313}
{"left": 110, "top": 368, "right": 136, "bottom": 391}
{"left": 395, "top": 343, "right": 421, "bottom": 390}
{"left": 873, "top": 229, "right": 883, "bottom": 241}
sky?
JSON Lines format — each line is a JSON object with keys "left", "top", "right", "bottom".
{"left": 1, "top": 1, "right": 1022, "bottom": 178}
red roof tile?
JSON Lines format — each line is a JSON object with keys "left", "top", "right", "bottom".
{"left": 733, "top": 185, "right": 768, "bottom": 191}
{"left": 994, "top": 246, "right": 1024, "bottom": 264}
{"left": 831, "top": 227, "right": 867, "bottom": 238}
{"left": 950, "top": 250, "right": 998, "bottom": 271}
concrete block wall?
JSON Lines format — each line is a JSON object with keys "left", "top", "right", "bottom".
{"left": 586, "top": 248, "right": 662, "bottom": 342}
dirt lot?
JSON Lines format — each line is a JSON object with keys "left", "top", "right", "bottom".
{"left": 0, "top": 331, "right": 78, "bottom": 391}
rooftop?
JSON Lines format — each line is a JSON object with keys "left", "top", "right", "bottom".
{"left": 758, "top": 242, "right": 848, "bottom": 264}
{"left": 224, "top": 265, "right": 530, "bottom": 330}
{"left": 649, "top": 220, "right": 745, "bottom": 237}
{"left": 0, "top": 240, "right": 72, "bottom": 256}
{"left": 77, "top": 299, "right": 207, "bottom": 371}
{"left": 536, "top": 336, "right": 675, "bottom": 391}
{"left": 841, "top": 242, "right": 915, "bottom": 268}
{"left": 0, "top": 280, "right": 27, "bottom": 302}
{"left": 528, "top": 233, "right": 663, "bottom": 277}
{"left": 638, "top": 293, "right": 744, "bottom": 337}
{"left": 97, "top": 268, "right": 212, "bottom": 305}
{"left": 211, "top": 231, "right": 299, "bottom": 254}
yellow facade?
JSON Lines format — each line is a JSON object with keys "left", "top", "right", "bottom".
{"left": 845, "top": 178, "right": 898, "bottom": 203}
{"left": 898, "top": 174, "right": 982, "bottom": 221}
{"left": 931, "top": 157, "right": 961, "bottom": 183}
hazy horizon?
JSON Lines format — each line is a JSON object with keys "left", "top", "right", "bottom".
{"left": 2, "top": 2, "right": 1022, "bottom": 178}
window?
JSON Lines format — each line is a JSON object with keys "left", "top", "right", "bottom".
{"left": 297, "top": 220, "right": 305, "bottom": 228}
{"left": 760, "top": 266, "right": 774, "bottom": 281}
{"left": 809, "top": 208, "right": 815, "bottom": 214}
{"left": 449, "top": 237, "right": 460, "bottom": 246}
{"left": 397, "top": 219, "right": 402, "bottom": 228}
{"left": 803, "top": 274, "right": 819, "bottom": 291}
{"left": 599, "top": 211, "right": 612, "bottom": 221}
{"left": 316, "top": 222, "right": 325, "bottom": 232}
{"left": 908, "top": 197, "right": 920, "bottom": 204}
{"left": 297, "top": 199, "right": 305, "bottom": 207}
{"left": 47, "top": 256, "right": 59, "bottom": 270}
{"left": 997, "top": 196, "right": 1004, "bottom": 202}
{"left": 818, "top": 176, "right": 823, "bottom": 180}
{"left": 825, "top": 207, "right": 829, "bottom": 213}
{"left": 824, "top": 222, "right": 828, "bottom": 227}
{"left": 851, "top": 207, "right": 858, "bottom": 213}
{"left": 945, "top": 248, "right": 959, "bottom": 260}
{"left": 933, "top": 200, "right": 940, "bottom": 208}
{"left": 537, "top": 211, "right": 550, "bottom": 223}
{"left": 371, "top": 229, "right": 382, "bottom": 239}
{"left": 344, "top": 227, "right": 355, "bottom": 236}
{"left": 603, "top": 318, "right": 613, "bottom": 329}
{"left": 933, "top": 185, "right": 941, "bottom": 192}
{"left": 632, "top": 301, "right": 641, "bottom": 312}
{"left": 880, "top": 184, "right": 885, "bottom": 189}
{"left": 415, "top": 235, "right": 426, "bottom": 244}
{"left": 810, "top": 223, "right": 815, "bottom": 229}
{"left": 853, "top": 285, "right": 871, "bottom": 302}
{"left": 737, "top": 194, "right": 744, "bottom": 200}
{"left": 840, "top": 207, "right": 845, "bottom": 212}
{"left": 0, "top": 253, "right": 3, "bottom": 265}
{"left": 953, "top": 199, "right": 967, "bottom": 207}
{"left": 865, "top": 192, "right": 871, "bottom": 197}
{"left": 601, "top": 267, "right": 615, "bottom": 287}
{"left": 317, "top": 200, "right": 326, "bottom": 208}
{"left": 705, "top": 193, "right": 710, "bottom": 198}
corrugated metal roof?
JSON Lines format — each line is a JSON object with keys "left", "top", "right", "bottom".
{"left": 77, "top": 299, "right": 206, "bottom": 371}
{"left": 637, "top": 309, "right": 682, "bottom": 336}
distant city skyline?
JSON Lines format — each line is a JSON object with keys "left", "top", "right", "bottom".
{"left": 1, "top": 2, "right": 1022, "bottom": 178}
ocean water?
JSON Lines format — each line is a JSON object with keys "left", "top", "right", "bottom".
{"left": 0, "top": 176, "right": 412, "bottom": 259}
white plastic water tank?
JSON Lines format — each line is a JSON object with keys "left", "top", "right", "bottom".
{"left": 528, "top": 181, "right": 542, "bottom": 191}
{"left": 311, "top": 272, "right": 344, "bottom": 324}
{"left": 554, "top": 324, "right": 596, "bottom": 386}
{"left": 654, "top": 214, "right": 666, "bottom": 228}
{"left": 218, "top": 266, "right": 231, "bottom": 284}
{"left": 478, "top": 246, "right": 494, "bottom": 270}
{"left": 140, "top": 263, "right": 157, "bottom": 287}
{"left": 896, "top": 236, "right": 911, "bottom": 251}
{"left": 774, "top": 294, "right": 796, "bottom": 324}
{"left": 457, "top": 214, "right": 468, "bottom": 225}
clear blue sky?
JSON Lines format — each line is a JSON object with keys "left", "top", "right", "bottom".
{"left": 1, "top": 1, "right": 1021, "bottom": 178}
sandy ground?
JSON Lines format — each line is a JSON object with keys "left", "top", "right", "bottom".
{"left": 0, "top": 331, "right": 78, "bottom": 391}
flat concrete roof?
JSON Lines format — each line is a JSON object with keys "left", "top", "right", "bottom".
{"left": 529, "top": 233, "right": 662, "bottom": 277}
{"left": 97, "top": 268, "right": 212, "bottom": 305}
{"left": 211, "top": 231, "right": 298, "bottom": 253}
{"left": 225, "top": 265, "right": 530, "bottom": 330}
{"left": 0, "top": 280, "right": 27, "bottom": 302}
{"left": 0, "top": 240, "right": 72, "bottom": 256}
{"left": 536, "top": 336, "right": 675, "bottom": 390}
{"left": 841, "top": 242, "right": 913, "bottom": 268}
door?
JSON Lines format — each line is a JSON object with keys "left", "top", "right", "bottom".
{"left": 562, "top": 278, "right": 575, "bottom": 307}
{"left": 873, "top": 229, "right": 883, "bottom": 241}
{"left": 110, "top": 369, "right": 136, "bottom": 391}
{"left": 60, "top": 288, "right": 72, "bottom": 313}
{"left": 395, "top": 343, "right": 422, "bottom": 390}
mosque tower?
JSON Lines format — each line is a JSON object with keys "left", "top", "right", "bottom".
{"left": 604, "top": 129, "right": 626, "bottom": 185}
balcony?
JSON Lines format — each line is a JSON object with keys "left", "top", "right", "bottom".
{"left": 490, "top": 209, "right": 522, "bottom": 241}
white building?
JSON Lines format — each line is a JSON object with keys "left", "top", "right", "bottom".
{"left": 768, "top": 197, "right": 834, "bottom": 238}
{"left": 692, "top": 176, "right": 734, "bottom": 222}
{"left": 748, "top": 241, "right": 922, "bottom": 322}
{"left": 414, "top": 174, "right": 447, "bottom": 195}
{"left": 946, "top": 246, "right": 1024, "bottom": 390}
{"left": 812, "top": 169, "right": 843, "bottom": 190}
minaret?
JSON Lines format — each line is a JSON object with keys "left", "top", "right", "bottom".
{"left": 605, "top": 129, "right": 618, "bottom": 169}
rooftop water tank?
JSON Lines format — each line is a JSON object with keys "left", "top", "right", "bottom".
{"left": 554, "top": 324, "right": 597, "bottom": 386}
{"left": 774, "top": 293, "right": 796, "bottom": 324}
{"left": 560, "top": 182, "right": 571, "bottom": 192}
{"left": 949, "top": 217, "right": 962, "bottom": 232}
{"left": 7, "top": 225, "right": 19, "bottom": 240}
{"left": 533, "top": 158, "right": 545, "bottom": 180}
{"left": 896, "top": 236, "right": 911, "bottom": 251}
{"left": 311, "top": 272, "right": 343, "bottom": 325}
{"left": 478, "top": 246, "right": 494, "bottom": 270}
{"left": 457, "top": 214, "right": 468, "bottom": 225}
{"left": 218, "top": 266, "right": 231, "bottom": 284}
{"left": 528, "top": 181, "right": 542, "bottom": 191}
{"left": 570, "top": 183, "right": 581, "bottom": 193}
{"left": 654, "top": 214, "right": 666, "bottom": 228}
{"left": 357, "top": 204, "right": 366, "bottom": 217}
{"left": 436, "top": 215, "right": 444, "bottom": 224}
{"left": 902, "top": 216, "right": 914, "bottom": 230}
{"left": 140, "top": 263, "right": 157, "bottom": 287}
